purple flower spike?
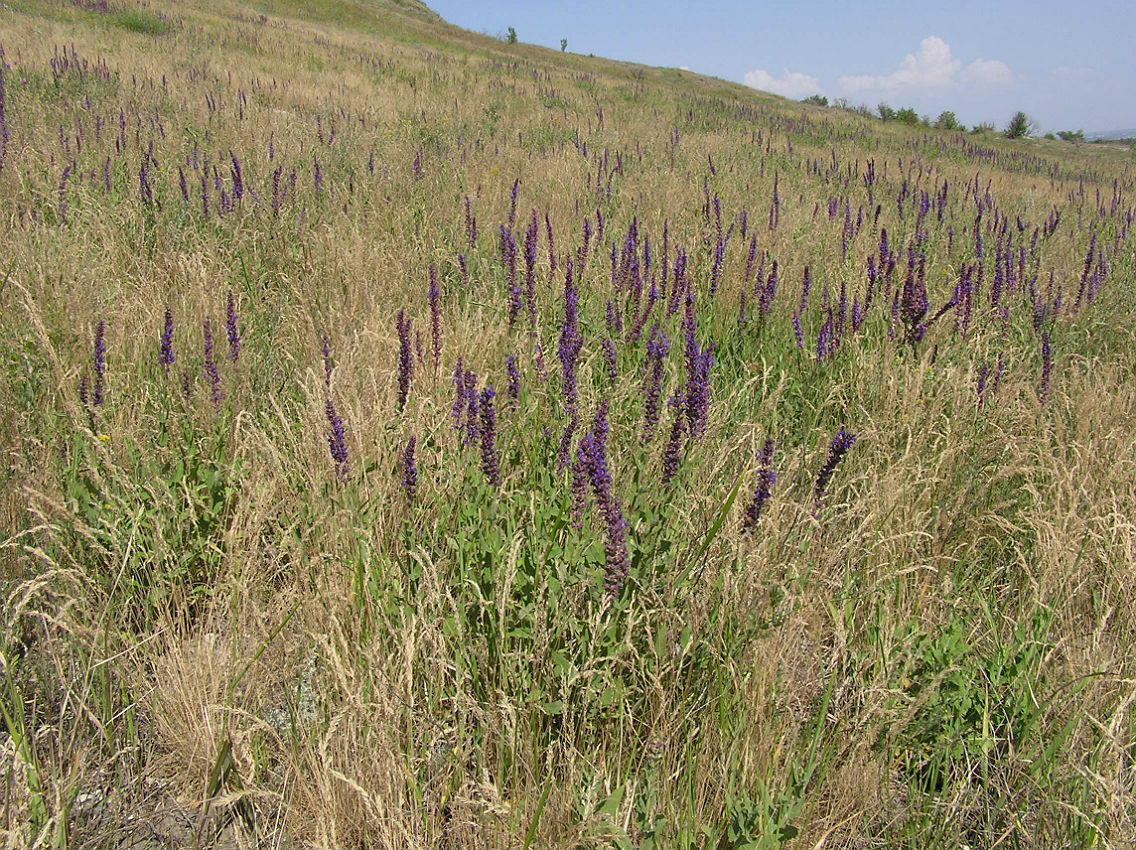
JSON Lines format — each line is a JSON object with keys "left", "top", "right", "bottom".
{"left": 479, "top": 385, "right": 500, "bottom": 487}
{"left": 1039, "top": 330, "right": 1052, "bottom": 404}
{"left": 661, "top": 390, "right": 685, "bottom": 485}
{"left": 506, "top": 353, "right": 520, "bottom": 406}
{"left": 92, "top": 320, "right": 106, "bottom": 406}
{"left": 428, "top": 266, "right": 442, "bottom": 374}
{"left": 815, "top": 429, "right": 857, "bottom": 506}
{"left": 976, "top": 363, "right": 990, "bottom": 410}
{"left": 559, "top": 259, "right": 581, "bottom": 411}
{"left": 816, "top": 310, "right": 833, "bottom": 363}
{"left": 500, "top": 225, "right": 520, "bottom": 327}
{"left": 326, "top": 398, "right": 348, "bottom": 479}
{"left": 401, "top": 435, "right": 418, "bottom": 503}
{"left": 524, "top": 209, "right": 539, "bottom": 325}
{"left": 203, "top": 317, "right": 223, "bottom": 405}
{"left": 601, "top": 337, "right": 618, "bottom": 384}
{"left": 226, "top": 290, "right": 240, "bottom": 361}
{"left": 464, "top": 369, "right": 479, "bottom": 448}
{"left": 396, "top": 309, "right": 413, "bottom": 412}
{"left": 580, "top": 403, "right": 629, "bottom": 598}
{"left": 682, "top": 297, "right": 712, "bottom": 439}
{"left": 159, "top": 307, "right": 174, "bottom": 374}
{"left": 642, "top": 324, "right": 669, "bottom": 441}
{"left": 556, "top": 412, "right": 578, "bottom": 470}
{"left": 742, "top": 438, "right": 776, "bottom": 533}
{"left": 229, "top": 151, "right": 243, "bottom": 203}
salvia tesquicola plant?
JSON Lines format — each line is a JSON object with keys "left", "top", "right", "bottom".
{"left": 4, "top": 10, "right": 1136, "bottom": 848}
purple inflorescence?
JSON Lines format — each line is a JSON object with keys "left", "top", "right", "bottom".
{"left": 661, "top": 390, "right": 685, "bottom": 485}
{"left": 683, "top": 296, "right": 712, "bottom": 440}
{"left": 559, "top": 259, "right": 582, "bottom": 412}
{"left": 229, "top": 151, "right": 243, "bottom": 203}
{"left": 428, "top": 266, "right": 442, "bottom": 374}
{"left": 642, "top": 324, "right": 669, "bottom": 441}
{"left": 401, "top": 435, "right": 418, "bottom": 503}
{"left": 798, "top": 266, "right": 811, "bottom": 315}
{"left": 500, "top": 225, "right": 520, "bottom": 326}
{"left": 396, "top": 309, "right": 413, "bottom": 412}
{"left": 508, "top": 178, "right": 520, "bottom": 229}
{"left": 899, "top": 246, "right": 929, "bottom": 345}
{"left": 458, "top": 253, "right": 469, "bottom": 290}
{"left": 1040, "top": 330, "right": 1052, "bottom": 404}
{"left": 557, "top": 412, "right": 578, "bottom": 470}
{"left": 601, "top": 336, "right": 618, "bottom": 384}
{"left": 506, "top": 353, "right": 520, "bottom": 406}
{"left": 815, "top": 429, "right": 857, "bottom": 505}
{"left": 159, "top": 307, "right": 175, "bottom": 374}
{"left": 464, "top": 196, "right": 477, "bottom": 248}
{"left": 579, "top": 401, "right": 630, "bottom": 597}
{"left": 203, "top": 317, "right": 223, "bottom": 405}
{"left": 326, "top": 398, "right": 348, "bottom": 479}
{"left": 226, "top": 290, "right": 240, "bottom": 361}
{"left": 545, "top": 213, "right": 557, "bottom": 273}
{"left": 524, "top": 209, "right": 539, "bottom": 325}
{"left": 742, "top": 438, "right": 776, "bottom": 533}
{"left": 479, "top": 385, "right": 500, "bottom": 487}
{"left": 976, "top": 363, "right": 990, "bottom": 410}
{"left": 0, "top": 63, "right": 7, "bottom": 173}
{"left": 92, "top": 319, "right": 106, "bottom": 406}
{"left": 464, "top": 369, "right": 479, "bottom": 448}
{"left": 816, "top": 310, "right": 833, "bottom": 363}
{"left": 759, "top": 259, "right": 777, "bottom": 318}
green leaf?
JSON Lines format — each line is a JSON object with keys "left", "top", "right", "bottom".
{"left": 681, "top": 469, "right": 746, "bottom": 583}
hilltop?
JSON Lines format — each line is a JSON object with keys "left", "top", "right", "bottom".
{"left": 1, "top": 1, "right": 1134, "bottom": 848}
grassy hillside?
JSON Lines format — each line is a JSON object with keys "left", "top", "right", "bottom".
{"left": 1, "top": 1, "right": 1135, "bottom": 847}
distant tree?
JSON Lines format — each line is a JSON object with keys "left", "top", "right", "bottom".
{"left": 971, "top": 122, "right": 995, "bottom": 135}
{"left": 877, "top": 103, "right": 896, "bottom": 122}
{"left": 1057, "top": 129, "right": 1085, "bottom": 142}
{"left": 1004, "top": 111, "right": 1035, "bottom": 139}
{"left": 895, "top": 107, "right": 919, "bottom": 126}
{"left": 505, "top": 26, "right": 517, "bottom": 44}
{"left": 934, "top": 110, "right": 964, "bottom": 131}
{"left": 560, "top": 38, "right": 567, "bottom": 52}
{"left": 801, "top": 94, "right": 828, "bottom": 107}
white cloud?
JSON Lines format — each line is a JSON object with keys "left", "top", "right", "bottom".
{"left": 959, "top": 58, "right": 1015, "bottom": 86}
{"left": 744, "top": 68, "right": 822, "bottom": 99}
{"left": 839, "top": 36, "right": 958, "bottom": 92}
{"left": 838, "top": 36, "right": 1014, "bottom": 94}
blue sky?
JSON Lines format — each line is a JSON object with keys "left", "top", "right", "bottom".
{"left": 426, "top": 1, "right": 1136, "bottom": 135}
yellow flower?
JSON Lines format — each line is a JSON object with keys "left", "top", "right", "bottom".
{"left": 98, "top": 434, "right": 110, "bottom": 443}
